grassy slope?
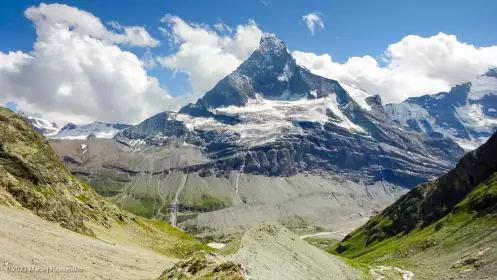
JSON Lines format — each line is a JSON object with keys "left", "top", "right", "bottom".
{"left": 0, "top": 107, "right": 211, "bottom": 258}
{"left": 331, "top": 173, "right": 497, "bottom": 278}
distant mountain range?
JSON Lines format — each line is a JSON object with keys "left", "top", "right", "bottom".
{"left": 26, "top": 116, "right": 60, "bottom": 136}
{"left": 53, "top": 122, "right": 131, "bottom": 139}
{"left": 25, "top": 117, "right": 131, "bottom": 139}
{"left": 386, "top": 68, "right": 497, "bottom": 150}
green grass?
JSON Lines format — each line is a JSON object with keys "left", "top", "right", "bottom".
{"left": 333, "top": 209, "right": 497, "bottom": 264}
{"left": 198, "top": 194, "right": 226, "bottom": 211}
{"left": 326, "top": 174, "right": 497, "bottom": 280}
{"left": 76, "top": 194, "right": 90, "bottom": 203}
{"left": 457, "top": 173, "right": 497, "bottom": 213}
{"left": 148, "top": 219, "right": 199, "bottom": 241}
{"left": 220, "top": 237, "right": 242, "bottom": 256}
{"left": 132, "top": 217, "right": 214, "bottom": 257}
{"left": 304, "top": 237, "right": 340, "bottom": 251}
{"left": 37, "top": 187, "right": 57, "bottom": 198}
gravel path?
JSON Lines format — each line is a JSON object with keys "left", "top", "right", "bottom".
{"left": 0, "top": 206, "right": 176, "bottom": 280}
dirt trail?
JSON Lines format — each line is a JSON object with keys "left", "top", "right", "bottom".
{"left": 0, "top": 206, "right": 176, "bottom": 280}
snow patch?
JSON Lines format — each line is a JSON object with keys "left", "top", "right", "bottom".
{"left": 207, "top": 243, "right": 226, "bottom": 250}
{"left": 277, "top": 62, "right": 293, "bottom": 82}
{"left": 455, "top": 103, "right": 497, "bottom": 133}
{"left": 385, "top": 102, "right": 460, "bottom": 139}
{"left": 80, "top": 144, "right": 88, "bottom": 155}
{"left": 456, "top": 140, "right": 481, "bottom": 151}
{"left": 468, "top": 75, "right": 497, "bottom": 100}
{"left": 341, "top": 84, "right": 373, "bottom": 111}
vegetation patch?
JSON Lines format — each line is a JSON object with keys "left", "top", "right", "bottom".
{"left": 304, "top": 237, "right": 340, "bottom": 251}
{"left": 220, "top": 236, "right": 242, "bottom": 256}
{"left": 329, "top": 172, "right": 497, "bottom": 279}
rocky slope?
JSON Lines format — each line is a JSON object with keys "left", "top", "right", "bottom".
{"left": 386, "top": 68, "right": 497, "bottom": 150}
{"left": 0, "top": 205, "right": 177, "bottom": 280}
{"left": 333, "top": 129, "right": 497, "bottom": 279}
{"left": 0, "top": 106, "right": 210, "bottom": 258}
{"left": 159, "top": 222, "right": 363, "bottom": 280}
{"left": 50, "top": 34, "right": 464, "bottom": 239}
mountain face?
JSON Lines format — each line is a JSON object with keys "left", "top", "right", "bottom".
{"left": 25, "top": 116, "right": 60, "bottom": 136}
{"left": 51, "top": 34, "right": 464, "bottom": 239}
{"left": 51, "top": 121, "right": 131, "bottom": 139}
{"left": 121, "top": 33, "right": 463, "bottom": 186}
{"left": 385, "top": 69, "right": 497, "bottom": 150}
{"left": 334, "top": 130, "right": 497, "bottom": 279}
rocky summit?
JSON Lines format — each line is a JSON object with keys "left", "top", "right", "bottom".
{"left": 50, "top": 34, "right": 464, "bottom": 239}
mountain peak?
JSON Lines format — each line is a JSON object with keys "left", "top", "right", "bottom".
{"left": 60, "top": 123, "right": 77, "bottom": 131}
{"left": 257, "top": 33, "right": 286, "bottom": 54}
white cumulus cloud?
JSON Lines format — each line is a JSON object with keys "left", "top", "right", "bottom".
{"left": 302, "top": 13, "right": 324, "bottom": 36}
{"left": 156, "top": 15, "right": 263, "bottom": 95}
{"left": 293, "top": 32, "right": 497, "bottom": 103}
{"left": 0, "top": 3, "right": 171, "bottom": 125}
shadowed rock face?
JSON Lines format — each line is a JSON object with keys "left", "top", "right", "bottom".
{"left": 117, "top": 112, "right": 188, "bottom": 145}
{"left": 50, "top": 34, "right": 465, "bottom": 237}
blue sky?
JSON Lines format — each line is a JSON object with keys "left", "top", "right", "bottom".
{"left": 1, "top": 1, "right": 496, "bottom": 123}
{"left": 3, "top": 0, "right": 497, "bottom": 56}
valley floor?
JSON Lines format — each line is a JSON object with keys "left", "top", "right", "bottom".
{"left": 0, "top": 206, "right": 176, "bottom": 280}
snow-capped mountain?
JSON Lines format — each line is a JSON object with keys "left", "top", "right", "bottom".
{"left": 53, "top": 34, "right": 464, "bottom": 238}
{"left": 385, "top": 68, "right": 497, "bottom": 150}
{"left": 181, "top": 33, "right": 374, "bottom": 111}
{"left": 26, "top": 116, "right": 60, "bottom": 136}
{"left": 51, "top": 121, "right": 131, "bottom": 139}
{"left": 117, "top": 33, "right": 462, "bottom": 185}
